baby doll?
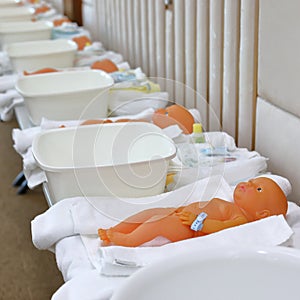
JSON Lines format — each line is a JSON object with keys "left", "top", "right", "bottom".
{"left": 152, "top": 104, "right": 195, "bottom": 134}
{"left": 98, "top": 177, "right": 288, "bottom": 247}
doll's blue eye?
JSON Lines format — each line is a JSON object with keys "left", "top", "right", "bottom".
{"left": 257, "top": 187, "right": 262, "bottom": 192}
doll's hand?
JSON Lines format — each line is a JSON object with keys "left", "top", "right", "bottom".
{"left": 177, "top": 211, "right": 198, "bottom": 226}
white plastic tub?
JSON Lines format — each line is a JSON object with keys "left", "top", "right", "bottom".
{"left": 32, "top": 123, "right": 176, "bottom": 203}
{"left": 0, "top": 7, "right": 34, "bottom": 21}
{"left": 5, "top": 39, "right": 77, "bottom": 73}
{"left": 0, "top": 21, "right": 53, "bottom": 50}
{"left": 0, "top": 0, "right": 21, "bottom": 7}
{"left": 15, "top": 69, "right": 114, "bottom": 125}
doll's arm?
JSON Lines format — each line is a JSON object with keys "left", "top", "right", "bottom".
{"left": 201, "top": 216, "right": 248, "bottom": 234}
{"left": 179, "top": 211, "right": 248, "bottom": 234}
{"left": 177, "top": 211, "right": 198, "bottom": 226}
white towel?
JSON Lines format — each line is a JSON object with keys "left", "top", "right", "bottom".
{"left": 40, "top": 118, "right": 82, "bottom": 130}
{"left": 40, "top": 108, "right": 155, "bottom": 130}
{"left": 12, "top": 127, "right": 41, "bottom": 155}
{"left": 23, "top": 147, "right": 37, "bottom": 171}
{"left": 204, "top": 131, "right": 237, "bottom": 151}
{"left": 24, "top": 162, "right": 47, "bottom": 189}
{"left": 31, "top": 197, "right": 80, "bottom": 251}
{"left": 0, "top": 89, "right": 20, "bottom": 107}
{"left": 75, "top": 51, "right": 124, "bottom": 68}
{"left": 108, "top": 107, "right": 155, "bottom": 122}
{"left": 170, "top": 130, "right": 237, "bottom": 151}
{"left": 285, "top": 202, "right": 300, "bottom": 248}
{"left": 167, "top": 154, "right": 268, "bottom": 191}
{"left": 117, "top": 61, "right": 130, "bottom": 71}
{"left": 97, "top": 215, "right": 293, "bottom": 276}
{"left": 12, "top": 127, "right": 47, "bottom": 188}
{"left": 55, "top": 235, "right": 95, "bottom": 282}
{"left": 51, "top": 269, "right": 124, "bottom": 300}
{"left": 0, "top": 53, "right": 13, "bottom": 76}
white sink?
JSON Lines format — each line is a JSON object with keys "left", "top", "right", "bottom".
{"left": 112, "top": 246, "right": 300, "bottom": 300}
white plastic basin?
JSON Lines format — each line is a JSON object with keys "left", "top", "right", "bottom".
{"left": 0, "top": 7, "right": 34, "bottom": 21}
{"left": 0, "top": 0, "right": 21, "bottom": 7}
{"left": 15, "top": 69, "right": 114, "bottom": 125}
{"left": 0, "top": 21, "right": 53, "bottom": 50}
{"left": 32, "top": 123, "right": 176, "bottom": 203}
{"left": 112, "top": 246, "right": 300, "bottom": 300}
{"left": 5, "top": 39, "right": 77, "bottom": 73}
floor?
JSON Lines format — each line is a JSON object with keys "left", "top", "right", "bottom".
{"left": 0, "top": 117, "right": 64, "bottom": 299}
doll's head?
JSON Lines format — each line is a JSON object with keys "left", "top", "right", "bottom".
{"left": 53, "top": 17, "right": 71, "bottom": 27}
{"left": 72, "top": 35, "right": 92, "bottom": 51}
{"left": 233, "top": 177, "right": 288, "bottom": 221}
{"left": 152, "top": 104, "right": 195, "bottom": 134}
{"left": 91, "top": 59, "right": 119, "bottom": 73}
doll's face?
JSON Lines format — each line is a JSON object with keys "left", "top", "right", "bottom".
{"left": 234, "top": 177, "right": 287, "bottom": 220}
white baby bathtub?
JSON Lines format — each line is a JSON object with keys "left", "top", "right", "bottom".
{"left": 0, "top": 0, "right": 21, "bottom": 7}
{"left": 15, "top": 69, "right": 114, "bottom": 125}
{"left": 0, "top": 21, "right": 53, "bottom": 50}
{"left": 32, "top": 122, "right": 176, "bottom": 203}
{"left": 5, "top": 39, "right": 77, "bottom": 73}
{"left": 0, "top": 7, "right": 34, "bottom": 22}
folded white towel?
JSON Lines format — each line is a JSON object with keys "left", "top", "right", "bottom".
{"left": 23, "top": 147, "right": 37, "bottom": 171}
{"left": 12, "top": 127, "right": 41, "bottom": 155}
{"left": 40, "top": 108, "right": 155, "bottom": 130}
{"left": 24, "top": 163, "right": 47, "bottom": 189}
{"left": 0, "top": 74, "right": 18, "bottom": 92}
{"left": 76, "top": 51, "right": 124, "bottom": 68}
{"left": 167, "top": 155, "right": 268, "bottom": 191}
{"left": 51, "top": 269, "right": 124, "bottom": 300}
{"left": 0, "top": 54, "right": 13, "bottom": 77}
{"left": 31, "top": 197, "right": 80, "bottom": 250}
{"left": 116, "top": 61, "right": 130, "bottom": 71}
{"left": 1, "top": 97, "right": 24, "bottom": 122}
{"left": 40, "top": 118, "right": 81, "bottom": 130}
{"left": 189, "top": 108, "right": 202, "bottom": 123}
{"left": 0, "top": 89, "right": 20, "bottom": 107}
{"left": 204, "top": 131, "right": 237, "bottom": 151}
{"left": 55, "top": 235, "right": 95, "bottom": 282}
{"left": 21, "top": 146, "right": 46, "bottom": 188}
{"left": 12, "top": 128, "right": 48, "bottom": 188}
{"left": 97, "top": 215, "right": 293, "bottom": 276}
{"left": 172, "top": 130, "right": 237, "bottom": 151}
{"left": 108, "top": 107, "right": 155, "bottom": 122}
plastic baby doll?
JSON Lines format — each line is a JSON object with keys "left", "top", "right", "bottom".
{"left": 98, "top": 177, "right": 288, "bottom": 247}
{"left": 72, "top": 35, "right": 92, "bottom": 51}
{"left": 152, "top": 104, "right": 195, "bottom": 134}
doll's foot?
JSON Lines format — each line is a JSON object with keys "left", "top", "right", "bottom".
{"left": 98, "top": 228, "right": 111, "bottom": 245}
{"left": 106, "top": 229, "right": 130, "bottom": 247}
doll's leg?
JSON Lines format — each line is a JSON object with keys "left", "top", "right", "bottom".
{"left": 98, "top": 208, "right": 177, "bottom": 244}
{"left": 111, "top": 208, "right": 177, "bottom": 233}
{"left": 107, "top": 214, "right": 194, "bottom": 247}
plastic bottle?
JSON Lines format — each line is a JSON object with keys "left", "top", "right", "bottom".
{"left": 191, "top": 123, "right": 206, "bottom": 143}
